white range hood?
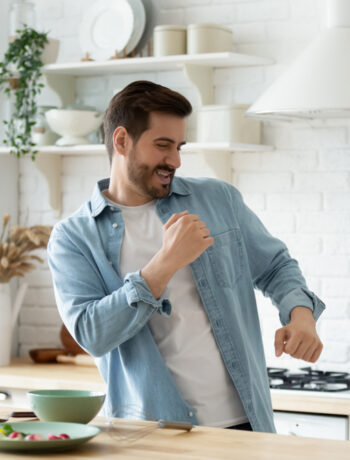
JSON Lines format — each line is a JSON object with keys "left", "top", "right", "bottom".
{"left": 246, "top": 0, "right": 350, "bottom": 121}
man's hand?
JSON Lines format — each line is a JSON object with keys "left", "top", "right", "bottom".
{"left": 141, "top": 211, "right": 214, "bottom": 300}
{"left": 274, "top": 306, "right": 323, "bottom": 363}
{"left": 161, "top": 211, "right": 214, "bottom": 271}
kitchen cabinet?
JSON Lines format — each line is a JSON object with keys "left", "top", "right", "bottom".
{"left": 271, "top": 389, "right": 350, "bottom": 441}
{"left": 0, "top": 51, "right": 273, "bottom": 214}
{"left": 274, "top": 411, "right": 348, "bottom": 441}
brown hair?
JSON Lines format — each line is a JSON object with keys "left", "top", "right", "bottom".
{"left": 103, "top": 80, "right": 192, "bottom": 163}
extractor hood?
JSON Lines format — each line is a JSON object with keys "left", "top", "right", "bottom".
{"left": 246, "top": 0, "right": 350, "bottom": 121}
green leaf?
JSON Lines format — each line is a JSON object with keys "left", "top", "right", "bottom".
{"left": 2, "top": 423, "right": 14, "bottom": 435}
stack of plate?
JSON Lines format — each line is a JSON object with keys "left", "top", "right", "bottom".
{"left": 79, "top": 0, "right": 149, "bottom": 60}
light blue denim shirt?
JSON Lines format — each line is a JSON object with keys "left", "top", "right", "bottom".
{"left": 47, "top": 176, "right": 325, "bottom": 433}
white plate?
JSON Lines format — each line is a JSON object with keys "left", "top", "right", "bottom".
{"left": 0, "top": 422, "right": 100, "bottom": 452}
{"left": 125, "top": 0, "right": 146, "bottom": 55}
{"left": 79, "top": 0, "right": 141, "bottom": 60}
{"left": 134, "top": 0, "right": 156, "bottom": 55}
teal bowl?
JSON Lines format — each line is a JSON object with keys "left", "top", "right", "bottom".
{"left": 27, "top": 390, "right": 105, "bottom": 424}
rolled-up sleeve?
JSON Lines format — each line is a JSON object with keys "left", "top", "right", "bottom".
{"left": 124, "top": 271, "right": 171, "bottom": 315}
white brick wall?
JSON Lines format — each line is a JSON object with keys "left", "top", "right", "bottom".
{"left": 11, "top": 0, "right": 350, "bottom": 373}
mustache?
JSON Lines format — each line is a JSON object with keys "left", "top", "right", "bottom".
{"left": 154, "top": 165, "right": 175, "bottom": 174}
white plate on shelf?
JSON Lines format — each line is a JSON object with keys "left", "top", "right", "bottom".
{"left": 126, "top": 0, "right": 146, "bottom": 54}
{"left": 79, "top": 0, "right": 145, "bottom": 60}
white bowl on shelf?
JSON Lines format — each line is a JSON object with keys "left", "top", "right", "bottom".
{"left": 45, "top": 109, "right": 104, "bottom": 146}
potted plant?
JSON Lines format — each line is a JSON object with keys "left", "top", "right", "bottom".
{"left": 0, "top": 213, "right": 52, "bottom": 365}
{"left": 0, "top": 26, "right": 49, "bottom": 160}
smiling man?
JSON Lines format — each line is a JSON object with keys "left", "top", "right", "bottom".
{"left": 47, "top": 81, "right": 325, "bottom": 433}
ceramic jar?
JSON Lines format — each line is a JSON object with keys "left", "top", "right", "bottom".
{"left": 153, "top": 25, "right": 187, "bottom": 56}
{"left": 187, "top": 23, "right": 233, "bottom": 54}
{"left": 197, "top": 104, "right": 261, "bottom": 144}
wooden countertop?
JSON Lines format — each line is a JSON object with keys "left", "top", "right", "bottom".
{"left": 0, "top": 357, "right": 105, "bottom": 392}
{"left": 1, "top": 408, "right": 350, "bottom": 460}
{"left": 271, "top": 389, "right": 350, "bottom": 417}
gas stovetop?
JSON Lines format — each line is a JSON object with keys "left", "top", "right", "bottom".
{"left": 267, "top": 367, "right": 350, "bottom": 392}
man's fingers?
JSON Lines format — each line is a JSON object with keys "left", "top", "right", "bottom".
{"left": 274, "top": 328, "right": 287, "bottom": 357}
{"left": 309, "top": 344, "right": 323, "bottom": 363}
{"left": 283, "top": 336, "right": 302, "bottom": 356}
{"left": 164, "top": 210, "right": 189, "bottom": 229}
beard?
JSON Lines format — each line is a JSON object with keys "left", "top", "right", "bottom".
{"left": 127, "top": 146, "right": 175, "bottom": 199}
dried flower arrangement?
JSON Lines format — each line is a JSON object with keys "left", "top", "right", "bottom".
{"left": 0, "top": 214, "right": 52, "bottom": 283}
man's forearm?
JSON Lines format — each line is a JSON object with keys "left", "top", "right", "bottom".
{"left": 141, "top": 250, "right": 178, "bottom": 300}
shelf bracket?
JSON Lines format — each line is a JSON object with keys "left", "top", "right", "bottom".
{"left": 182, "top": 64, "right": 214, "bottom": 105}
{"left": 179, "top": 149, "right": 232, "bottom": 183}
{"left": 35, "top": 154, "right": 62, "bottom": 215}
{"left": 43, "top": 74, "right": 75, "bottom": 108}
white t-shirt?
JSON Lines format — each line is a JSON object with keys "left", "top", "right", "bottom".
{"left": 108, "top": 197, "right": 248, "bottom": 427}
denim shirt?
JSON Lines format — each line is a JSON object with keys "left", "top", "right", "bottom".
{"left": 47, "top": 176, "right": 325, "bottom": 433}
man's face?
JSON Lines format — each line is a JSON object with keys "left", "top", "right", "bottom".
{"left": 126, "top": 111, "right": 186, "bottom": 200}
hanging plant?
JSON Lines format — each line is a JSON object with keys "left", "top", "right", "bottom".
{"left": 0, "top": 26, "right": 49, "bottom": 160}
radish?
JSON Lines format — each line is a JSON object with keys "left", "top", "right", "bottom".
{"left": 24, "top": 433, "right": 44, "bottom": 441}
{"left": 8, "top": 432, "right": 23, "bottom": 440}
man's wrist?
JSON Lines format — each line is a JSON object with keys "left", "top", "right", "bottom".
{"left": 140, "top": 249, "right": 178, "bottom": 300}
{"left": 290, "top": 305, "right": 315, "bottom": 322}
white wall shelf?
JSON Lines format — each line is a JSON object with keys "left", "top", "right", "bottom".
{"left": 43, "top": 51, "right": 274, "bottom": 107}
{"left": 0, "top": 142, "right": 272, "bottom": 156}
{"left": 44, "top": 52, "right": 273, "bottom": 76}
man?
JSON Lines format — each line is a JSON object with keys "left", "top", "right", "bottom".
{"left": 47, "top": 81, "right": 325, "bottom": 433}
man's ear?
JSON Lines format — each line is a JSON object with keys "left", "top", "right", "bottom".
{"left": 113, "top": 126, "right": 130, "bottom": 156}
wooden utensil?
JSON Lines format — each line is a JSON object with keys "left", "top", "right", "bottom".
{"left": 29, "top": 348, "right": 68, "bottom": 363}
{"left": 0, "top": 411, "right": 38, "bottom": 423}
{"left": 56, "top": 354, "right": 96, "bottom": 367}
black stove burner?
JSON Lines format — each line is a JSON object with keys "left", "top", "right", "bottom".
{"left": 267, "top": 366, "right": 350, "bottom": 392}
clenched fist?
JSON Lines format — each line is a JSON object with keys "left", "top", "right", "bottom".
{"left": 161, "top": 210, "right": 214, "bottom": 270}
{"left": 141, "top": 210, "right": 213, "bottom": 300}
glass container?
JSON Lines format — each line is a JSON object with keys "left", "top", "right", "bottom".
{"left": 9, "top": 0, "right": 36, "bottom": 41}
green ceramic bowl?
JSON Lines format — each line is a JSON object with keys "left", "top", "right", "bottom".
{"left": 27, "top": 390, "right": 105, "bottom": 424}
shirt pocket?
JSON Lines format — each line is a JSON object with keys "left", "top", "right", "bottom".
{"left": 206, "top": 228, "right": 243, "bottom": 288}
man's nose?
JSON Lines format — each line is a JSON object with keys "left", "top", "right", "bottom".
{"left": 167, "top": 148, "right": 181, "bottom": 170}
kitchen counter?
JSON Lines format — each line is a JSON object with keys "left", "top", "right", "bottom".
{"left": 0, "top": 357, "right": 105, "bottom": 392}
{"left": 271, "top": 388, "right": 350, "bottom": 417}
{"left": 2, "top": 358, "right": 350, "bottom": 415}
{"left": 1, "top": 407, "right": 350, "bottom": 460}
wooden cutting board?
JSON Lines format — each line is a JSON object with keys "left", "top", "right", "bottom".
{"left": 56, "top": 354, "right": 96, "bottom": 367}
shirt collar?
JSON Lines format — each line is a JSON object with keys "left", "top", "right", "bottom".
{"left": 90, "top": 176, "right": 191, "bottom": 218}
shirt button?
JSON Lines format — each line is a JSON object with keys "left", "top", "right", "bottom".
{"left": 112, "top": 223, "right": 118, "bottom": 228}
{"left": 189, "top": 411, "right": 193, "bottom": 417}
{"left": 109, "top": 206, "right": 115, "bottom": 211}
